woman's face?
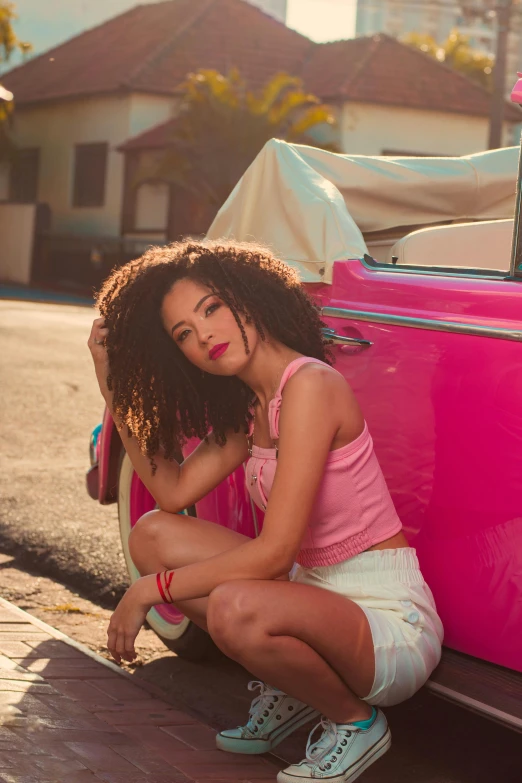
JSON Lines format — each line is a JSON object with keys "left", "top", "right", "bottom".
{"left": 161, "top": 278, "right": 259, "bottom": 374}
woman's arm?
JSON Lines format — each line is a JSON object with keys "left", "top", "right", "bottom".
{"left": 108, "top": 366, "right": 346, "bottom": 661}
{"left": 89, "top": 317, "right": 248, "bottom": 512}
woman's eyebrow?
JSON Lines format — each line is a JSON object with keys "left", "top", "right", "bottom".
{"left": 171, "top": 294, "right": 214, "bottom": 334}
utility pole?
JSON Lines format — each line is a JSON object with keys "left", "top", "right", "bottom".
{"left": 488, "top": 0, "right": 513, "bottom": 149}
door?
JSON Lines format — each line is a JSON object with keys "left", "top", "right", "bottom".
{"left": 312, "top": 258, "right": 522, "bottom": 672}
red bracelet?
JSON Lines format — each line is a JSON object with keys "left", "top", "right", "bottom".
{"left": 156, "top": 572, "right": 169, "bottom": 603}
{"left": 164, "top": 570, "right": 175, "bottom": 603}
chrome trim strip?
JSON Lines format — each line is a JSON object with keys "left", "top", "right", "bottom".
{"left": 321, "top": 306, "right": 522, "bottom": 342}
{"left": 427, "top": 681, "right": 522, "bottom": 733}
{"left": 510, "top": 134, "right": 522, "bottom": 280}
{"left": 360, "top": 256, "right": 508, "bottom": 281}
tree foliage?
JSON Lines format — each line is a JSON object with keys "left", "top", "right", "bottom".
{"left": 0, "top": 2, "right": 32, "bottom": 159}
{"left": 402, "top": 29, "right": 494, "bottom": 91}
{"left": 144, "top": 68, "right": 337, "bottom": 210}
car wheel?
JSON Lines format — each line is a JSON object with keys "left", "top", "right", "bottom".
{"left": 117, "top": 452, "right": 217, "bottom": 661}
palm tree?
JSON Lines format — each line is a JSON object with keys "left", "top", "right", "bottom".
{"left": 0, "top": 2, "right": 32, "bottom": 159}
{"left": 402, "top": 30, "right": 494, "bottom": 91}
{"left": 141, "top": 68, "right": 337, "bottom": 216}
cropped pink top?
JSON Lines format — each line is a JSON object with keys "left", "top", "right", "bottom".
{"left": 244, "top": 357, "right": 402, "bottom": 567}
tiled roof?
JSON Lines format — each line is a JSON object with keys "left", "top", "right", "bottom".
{"left": 119, "top": 117, "right": 179, "bottom": 150}
{"left": 2, "top": 1, "right": 520, "bottom": 123}
{"left": 302, "top": 34, "right": 522, "bottom": 121}
{"left": 1, "top": 0, "right": 312, "bottom": 105}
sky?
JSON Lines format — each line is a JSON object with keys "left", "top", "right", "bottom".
{"left": 9, "top": 0, "right": 358, "bottom": 63}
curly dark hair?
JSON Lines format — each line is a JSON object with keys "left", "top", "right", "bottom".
{"left": 96, "top": 240, "right": 332, "bottom": 469}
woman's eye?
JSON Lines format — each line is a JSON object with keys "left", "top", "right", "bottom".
{"left": 175, "top": 302, "right": 219, "bottom": 343}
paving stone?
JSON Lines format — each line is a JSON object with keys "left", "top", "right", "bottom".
{"left": 172, "top": 763, "right": 279, "bottom": 780}
{"left": 95, "top": 707, "right": 197, "bottom": 727}
{"left": 0, "top": 680, "right": 57, "bottom": 694}
{"left": 27, "top": 755, "right": 89, "bottom": 775}
{"left": 0, "top": 642, "right": 34, "bottom": 658}
{"left": 0, "top": 691, "right": 61, "bottom": 713}
{"left": 21, "top": 640, "right": 87, "bottom": 659}
{"left": 47, "top": 678, "right": 120, "bottom": 704}
{"left": 117, "top": 725, "right": 193, "bottom": 758}
{"left": 96, "top": 774, "right": 190, "bottom": 783}
{"left": 0, "top": 633, "right": 52, "bottom": 642}
{"left": 0, "top": 754, "right": 13, "bottom": 769}
{"left": 0, "top": 754, "right": 45, "bottom": 775}
{"left": 0, "top": 624, "right": 44, "bottom": 635}
{"left": 164, "top": 750, "right": 281, "bottom": 779}
{"left": 11, "top": 659, "right": 117, "bottom": 679}
{"left": 0, "top": 668, "right": 44, "bottom": 683}
{"left": 10, "top": 727, "right": 134, "bottom": 745}
{"left": 92, "top": 698, "right": 182, "bottom": 713}
{"left": 111, "top": 743, "right": 191, "bottom": 774}
{"left": 163, "top": 723, "right": 218, "bottom": 750}
{"left": 65, "top": 741, "right": 140, "bottom": 772}
{"left": 31, "top": 739, "right": 80, "bottom": 760}
{"left": 0, "top": 727, "right": 47, "bottom": 754}
{"left": 0, "top": 772, "right": 101, "bottom": 783}
{"left": 0, "top": 611, "right": 29, "bottom": 624}
{"left": 0, "top": 655, "right": 30, "bottom": 673}
{"left": 87, "top": 679, "right": 156, "bottom": 702}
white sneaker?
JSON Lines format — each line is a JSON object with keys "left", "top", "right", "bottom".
{"left": 216, "top": 680, "right": 320, "bottom": 755}
{"left": 276, "top": 711, "right": 391, "bottom": 783}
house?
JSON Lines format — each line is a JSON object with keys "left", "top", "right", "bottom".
{"left": 0, "top": 0, "right": 519, "bottom": 287}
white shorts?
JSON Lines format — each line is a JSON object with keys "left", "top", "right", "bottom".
{"left": 290, "top": 548, "right": 444, "bottom": 707}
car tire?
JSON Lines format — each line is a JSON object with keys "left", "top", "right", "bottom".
{"left": 117, "top": 451, "right": 218, "bottom": 661}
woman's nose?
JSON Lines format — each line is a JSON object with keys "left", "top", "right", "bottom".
{"left": 197, "top": 324, "right": 214, "bottom": 345}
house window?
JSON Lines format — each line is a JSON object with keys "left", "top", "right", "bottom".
{"left": 8, "top": 147, "right": 39, "bottom": 203}
{"left": 73, "top": 142, "right": 108, "bottom": 207}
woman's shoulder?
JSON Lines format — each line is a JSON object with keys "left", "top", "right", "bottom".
{"left": 285, "top": 358, "right": 346, "bottom": 392}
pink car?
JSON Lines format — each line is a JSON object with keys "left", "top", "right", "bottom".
{"left": 87, "top": 82, "right": 522, "bottom": 731}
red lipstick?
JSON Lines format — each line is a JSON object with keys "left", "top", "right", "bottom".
{"left": 209, "top": 343, "right": 229, "bottom": 360}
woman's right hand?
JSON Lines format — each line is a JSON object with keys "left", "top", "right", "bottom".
{"left": 88, "top": 317, "right": 111, "bottom": 401}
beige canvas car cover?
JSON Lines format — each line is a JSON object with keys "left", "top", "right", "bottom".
{"left": 207, "top": 139, "right": 518, "bottom": 283}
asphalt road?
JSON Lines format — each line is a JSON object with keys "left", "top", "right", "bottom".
{"left": 0, "top": 298, "right": 521, "bottom": 782}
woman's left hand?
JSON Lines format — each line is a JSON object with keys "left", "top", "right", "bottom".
{"left": 107, "top": 582, "right": 150, "bottom": 664}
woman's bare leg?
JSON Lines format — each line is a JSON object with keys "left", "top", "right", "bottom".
{"left": 129, "top": 510, "right": 375, "bottom": 723}
{"left": 128, "top": 509, "right": 252, "bottom": 631}
{"left": 207, "top": 580, "right": 375, "bottom": 724}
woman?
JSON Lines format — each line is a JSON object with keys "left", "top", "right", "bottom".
{"left": 88, "top": 240, "right": 443, "bottom": 783}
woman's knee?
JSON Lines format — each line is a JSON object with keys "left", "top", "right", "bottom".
{"left": 207, "top": 581, "right": 262, "bottom": 655}
{"left": 128, "top": 509, "right": 168, "bottom": 569}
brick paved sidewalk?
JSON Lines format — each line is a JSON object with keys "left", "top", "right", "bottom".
{"left": 0, "top": 597, "right": 284, "bottom": 783}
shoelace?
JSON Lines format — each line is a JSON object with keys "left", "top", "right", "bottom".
{"left": 245, "top": 680, "right": 281, "bottom": 733}
{"left": 305, "top": 717, "right": 352, "bottom": 770}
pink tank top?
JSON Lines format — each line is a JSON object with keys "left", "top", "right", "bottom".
{"left": 244, "top": 357, "right": 402, "bottom": 567}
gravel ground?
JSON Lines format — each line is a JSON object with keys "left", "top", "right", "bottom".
{"left": 0, "top": 298, "right": 128, "bottom": 605}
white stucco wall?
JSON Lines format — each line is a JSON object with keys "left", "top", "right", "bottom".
{"left": 128, "top": 93, "right": 175, "bottom": 138}
{"left": 340, "top": 102, "right": 514, "bottom": 156}
{"left": 0, "top": 203, "right": 37, "bottom": 284}
{"left": 9, "top": 92, "right": 173, "bottom": 237}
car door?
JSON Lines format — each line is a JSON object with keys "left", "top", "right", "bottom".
{"left": 311, "top": 257, "right": 522, "bottom": 673}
